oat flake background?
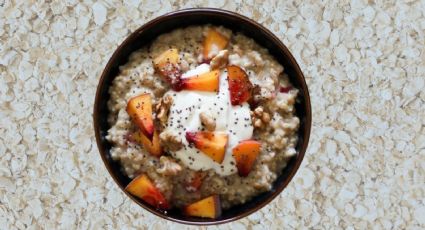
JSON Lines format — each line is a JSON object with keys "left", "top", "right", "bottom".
{"left": 0, "top": 0, "right": 424, "bottom": 229}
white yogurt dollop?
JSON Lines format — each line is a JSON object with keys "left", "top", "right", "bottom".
{"left": 164, "top": 64, "right": 253, "bottom": 175}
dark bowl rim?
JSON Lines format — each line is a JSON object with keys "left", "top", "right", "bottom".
{"left": 93, "top": 8, "right": 311, "bottom": 226}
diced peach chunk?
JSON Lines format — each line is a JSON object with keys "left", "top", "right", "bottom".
{"left": 153, "top": 48, "right": 181, "bottom": 80}
{"left": 126, "top": 93, "right": 154, "bottom": 139}
{"left": 227, "top": 65, "right": 253, "bottom": 106}
{"left": 203, "top": 29, "right": 229, "bottom": 60}
{"left": 232, "top": 140, "right": 261, "bottom": 177}
{"left": 133, "top": 130, "right": 163, "bottom": 157}
{"left": 125, "top": 174, "right": 170, "bottom": 210}
{"left": 183, "top": 195, "right": 222, "bottom": 219}
{"left": 185, "top": 131, "right": 228, "bottom": 163}
{"left": 176, "top": 70, "right": 220, "bottom": 92}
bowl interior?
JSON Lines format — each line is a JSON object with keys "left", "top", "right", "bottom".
{"left": 94, "top": 9, "right": 311, "bottom": 225}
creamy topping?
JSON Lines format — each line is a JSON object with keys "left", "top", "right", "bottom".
{"left": 164, "top": 64, "right": 253, "bottom": 175}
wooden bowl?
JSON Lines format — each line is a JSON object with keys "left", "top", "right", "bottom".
{"left": 93, "top": 8, "right": 311, "bottom": 225}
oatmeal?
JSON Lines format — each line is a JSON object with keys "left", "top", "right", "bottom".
{"left": 106, "top": 25, "right": 299, "bottom": 217}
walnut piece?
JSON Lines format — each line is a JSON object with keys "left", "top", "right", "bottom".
{"left": 156, "top": 156, "right": 182, "bottom": 176}
{"left": 251, "top": 84, "right": 267, "bottom": 104}
{"left": 159, "top": 130, "right": 183, "bottom": 152}
{"left": 210, "top": 50, "right": 229, "bottom": 70}
{"left": 250, "top": 106, "right": 271, "bottom": 129}
{"left": 155, "top": 95, "right": 173, "bottom": 128}
{"left": 200, "top": 112, "right": 216, "bottom": 131}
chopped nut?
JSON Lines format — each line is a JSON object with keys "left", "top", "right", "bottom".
{"left": 159, "top": 130, "right": 183, "bottom": 152}
{"left": 210, "top": 50, "right": 229, "bottom": 70}
{"left": 251, "top": 106, "right": 271, "bottom": 129}
{"left": 254, "top": 119, "right": 262, "bottom": 128}
{"left": 254, "top": 107, "right": 263, "bottom": 115}
{"left": 262, "top": 113, "right": 271, "bottom": 123}
{"left": 200, "top": 112, "right": 216, "bottom": 131}
{"left": 156, "top": 156, "right": 182, "bottom": 176}
{"left": 253, "top": 182, "right": 269, "bottom": 190}
{"left": 155, "top": 95, "right": 173, "bottom": 128}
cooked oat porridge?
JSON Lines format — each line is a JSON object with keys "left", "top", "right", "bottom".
{"left": 106, "top": 25, "right": 299, "bottom": 218}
